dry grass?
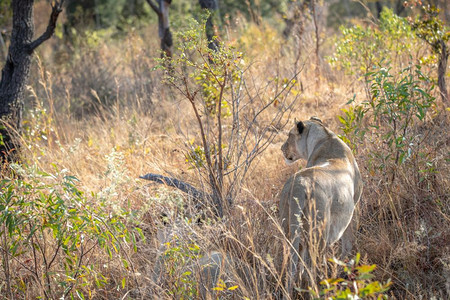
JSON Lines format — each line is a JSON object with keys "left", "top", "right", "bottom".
{"left": 1, "top": 12, "right": 449, "bottom": 300}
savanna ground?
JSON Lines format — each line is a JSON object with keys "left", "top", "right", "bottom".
{"left": 0, "top": 2, "right": 449, "bottom": 299}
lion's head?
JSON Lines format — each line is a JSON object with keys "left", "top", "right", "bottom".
{"left": 281, "top": 117, "right": 325, "bottom": 165}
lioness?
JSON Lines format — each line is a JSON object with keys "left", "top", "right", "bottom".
{"left": 279, "top": 117, "right": 363, "bottom": 295}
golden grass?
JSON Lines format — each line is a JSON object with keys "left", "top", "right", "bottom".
{"left": 1, "top": 15, "right": 449, "bottom": 299}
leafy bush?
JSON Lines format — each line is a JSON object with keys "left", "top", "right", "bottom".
{"left": 329, "top": 8, "right": 415, "bottom": 77}
{"left": 332, "top": 7, "right": 448, "bottom": 299}
{"left": 157, "top": 15, "right": 297, "bottom": 217}
{"left": 339, "top": 62, "right": 435, "bottom": 178}
{"left": 308, "top": 253, "right": 391, "bottom": 299}
{"left": 160, "top": 235, "right": 202, "bottom": 298}
{"left": 0, "top": 165, "right": 141, "bottom": 299}
{"left": 411, "top": 5, "right": 450, "bottom": 55}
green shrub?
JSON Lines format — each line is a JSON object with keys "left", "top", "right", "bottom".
{"left": 0, "top": 165, "right": 142, "bottom": 299}
{"left": 328, "top": 8, "right": 415, "bottom": 77}
{"left": 156, "top": 15, "right": 296, "bottom": 217}
{"left": 411, "top": 5, "right": 450, "bottom": 55}
{"left": 161, "top": 235, "right": 202, "bottom": 299}
{"left": 338, "top": 62, "right": 435, "bottom": 177}
{"left": 308, "top": 253, "right": 391, "bottom": 299}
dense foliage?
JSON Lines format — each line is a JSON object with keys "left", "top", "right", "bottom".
{"left": 0, "top": 0, "right": 448, "bottom": 298}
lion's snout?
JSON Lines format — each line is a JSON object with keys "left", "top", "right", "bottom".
{"left": 281, "top": 142, "right": 286, "bottom": 153}
{"left": 281, "top": 142, "right": 295, "bottom": 164}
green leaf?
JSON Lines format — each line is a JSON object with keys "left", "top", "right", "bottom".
{"left": 76, "top": 290, "right": 85, "bottom": 300}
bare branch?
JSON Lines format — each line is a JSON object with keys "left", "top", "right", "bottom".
{"left": 438, "top": 40, "right": 448, "bottom": 104}
{"left": 27, "top": 0, "right": 64, "bottom": 53}
{"left": 183, "top": 76, "right": 224, "bottom": 216}
{"left": 146, "top": 0, "right": 161, "bottom": 16}
{"left": 216, "top": 69, "right": 226, "bottom": 198}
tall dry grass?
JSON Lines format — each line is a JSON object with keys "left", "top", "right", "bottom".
{"left": 0, "top": 9, "right": 448, "bottom": 300}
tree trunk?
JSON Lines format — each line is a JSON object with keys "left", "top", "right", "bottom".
{"left": 282, "top": 1, "right": 304, "bottom": 39}
{"left": 160, "top": 0, "right": 172, "bottom": 57}
{"left": 311, "top": 0, "right": 320, "bottom": 87}
{"left": 395, "top": 0, "right": 406, "bottom": 16}
{"left": 199, "top": 0, "right": 219, "bottom": 51}
{"left": 438, "top": 40, "right": 448, "bottom": 104}
{"left": 0, "top": 0, "right": 63, "bottom": 163}
{"left": 146, "top": 0, "right": 173, "bottom": 58}
{"left": 375, "top": 1, "right": 383, "bottom": 19}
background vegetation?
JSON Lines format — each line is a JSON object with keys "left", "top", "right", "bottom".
{"left": 0, "top": 0, "right": 448, "bottom": 299}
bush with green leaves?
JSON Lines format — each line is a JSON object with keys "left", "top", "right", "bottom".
{"left": 0, "top": 165, "right": 142, "bottom": 299}
{"left": 328, "top": 8, "right": 415, "bottom": 78}
{"left": 410, "top": 5, "right": 449, "bottom": 103}
{"left": 308, "top": 253, "right": 391, "bottom": 299}
{"left": 411, "top": 5, "right": 449, "bottom": 56}
{"left": 338, "top": 62, "right": 435, "bottom": 179}
{"left": 156, "top": 14, "right": 297, "bottom": 217}
{"left": 159, "top": 235, "right": 202, "bottom": 299}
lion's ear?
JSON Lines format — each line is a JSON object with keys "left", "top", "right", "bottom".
{"left": 296, "top": 121, "right": 305, "bottom": 134}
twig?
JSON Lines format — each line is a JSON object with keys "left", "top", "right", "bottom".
{"left": 0, "top": 31, "right": 7, "bottom": 61}
{"left": 27, "top": 0, "right": 64, "bottom": 53}
{"left": 2, "top": 224, "right": 13, "bottom": 299}
{"left": 183, "top": 76, "right": 224, "bottom": 217}
{"left": 216, "top": 68, "right": 226, "bottom": 202}
{"left": 146, "top": 0, "right": 161, "bottom": 16}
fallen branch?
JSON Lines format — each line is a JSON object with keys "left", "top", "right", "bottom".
{"left": 140, "top": 173, "right": 209, "bottom": 203}
{"left": 140, "top": 173, "right": 234, "bottom": 215}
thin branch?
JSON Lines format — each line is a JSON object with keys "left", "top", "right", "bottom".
{"left": 47, "top": 241, "right": 61, "bottom": 270}
{"left": 146, "top": 0, "right": 161, "bottom": 16}
{"left": 179, "top": 76, "right": 224, "bottom": 216}
{"left": 2, "top": 225, "right": 13, "bottom": 299}
{"left": 0, "top": 31, "right": 7, "bottom": 61}
{"left": 0, "top": 244, "right": 45, "bottom": 293}
{"left": 216, "top": 69, "right": 226, "bottom": 199}
{"left": 27, "top": 0, "right": 64, "bottom": 53}
{"left": 187, "top": 86, "right": 224, "bottom": 216}
{"left": 63, "top": 239, "right": 85, "bottom": 298}
{"left": 183, "top": 78, "right": 214, "bottom": 182}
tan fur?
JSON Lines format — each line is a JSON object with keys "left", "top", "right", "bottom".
{"left": 279, "top": 117, "right": 363, "bottom": 295}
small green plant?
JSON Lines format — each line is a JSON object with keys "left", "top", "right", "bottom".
{"left": 0, "top": 165, "right": 142, "bottom": 299}
{"left": 308, "top": 253, "right": 391, "bottom": 299}
{"left": 212, "top": 278, "right": 239, "bottom": 297}
{"left": 161, "top": 235, "right": 202, "bottom": 299}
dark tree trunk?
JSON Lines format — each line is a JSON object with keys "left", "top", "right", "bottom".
{"left": 311, "top": 0, "right": 321, "bottom": 86}
{"left": 375, "top": 1, "right": 383, "bottom": 19}
{"left": 283, "top": 0, "right": 309, "bottom": 39}
{"left": 395, "top": 0, "right": 406, "bottom": 16}
{"left": 146, "top": 0, "right": 173, "bottom": 58}
{"left": 438, "top": 40, "right": 448, "bottom": 104}
{"left": 199, "top": 0, "right": 219, "bottom": 51}
{"left": 0, "top": 0, "right": 63, "bottom": 163}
